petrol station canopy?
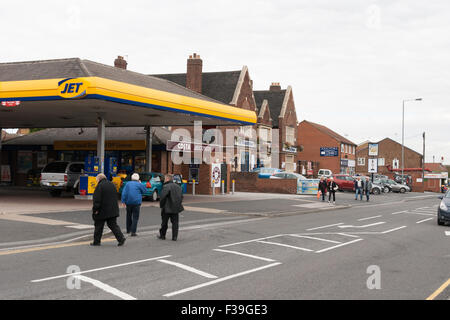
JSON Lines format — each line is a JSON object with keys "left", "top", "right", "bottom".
{"left": 0, "top": 58, "right": 257, "bottom": 128}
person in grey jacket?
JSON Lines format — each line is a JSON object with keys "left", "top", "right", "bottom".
{"left": 157, "top": 174, "right": 184, "bottom": 241}
{"left": 364, "top": 177, "right": 372, "bottom": 202}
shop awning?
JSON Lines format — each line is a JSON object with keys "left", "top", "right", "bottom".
{"left": 0, "top": 58, "right": 257, "bottom": 128}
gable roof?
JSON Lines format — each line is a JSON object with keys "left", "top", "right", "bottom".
{"left": 0, "top": 58, "right": 219, "bottom": 103}
{"left": 302, "top": 120, "right": 356, "bottom": 145}
{"left": 424, "top": 163, "right": 448, "bottom": 172}
{"left": 152, "top": 70, "right": 242, "bottom": 105}
{"left": 253, "top": 90, "right": 286, "bottom": 128}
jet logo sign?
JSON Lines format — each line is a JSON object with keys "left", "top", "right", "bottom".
{"left": 58, "top": 78, "right": 88, "bottom": 99}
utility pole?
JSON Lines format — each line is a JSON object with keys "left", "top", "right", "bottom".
{"left": 422, "top": 132, "right": 425, "bottom": 192}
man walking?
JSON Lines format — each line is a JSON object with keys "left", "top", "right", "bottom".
{"left": 364, "top": 177, "right": 372, "bottom": 202}
{"left": 158, "top": 174, "right": 184, "bottom": 241}
{"left": 354, "top": 177, "right": 363, "bottom": 201}
{"left": 121, "top": 173, "right": 147, "bottom": 237}
{"left": 91, "top": 173, "right": 126, "bottom": 246}
{"left": 327, "top": 177, "right": 338, "bottom": 204}
{"left": 318, "top": 177, "right": 327, "bottom": 202}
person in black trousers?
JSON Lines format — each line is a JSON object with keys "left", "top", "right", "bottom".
{"left": 318, "top": 177, "right": 328, "bottom": 201}
{"left": 91, "top": 173, "right": 126, "bottom": 246}
{"left": 157, "top": 174, "right": 184, "bottom": 241}
{"left": 327, "top": 177, "right": 338, "bottom": 204}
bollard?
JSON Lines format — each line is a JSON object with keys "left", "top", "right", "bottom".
{"left": 221, "top": 180, "right": 225, "bottom": 195}
{"left": 212, "top": 179, "right": 215, "bottom": 196}
{"left": 232, "top": 179, "right": 235, "bottom": 195}
{"left": 192, "top": 179, "right": 195, "bottom": 196}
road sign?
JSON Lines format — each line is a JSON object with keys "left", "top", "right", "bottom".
{"left": 368, "top": 158, "right": 378, "bottom": 173}
{"left": 320, "top": 147, "right": 338, "bottom": 157}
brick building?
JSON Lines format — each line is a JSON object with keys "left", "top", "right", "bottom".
{"left": 356, "top": 138, "right": 423, "bottom": 175}
{"left": 296, "top": 120, "right": 356, "bottom": 176}
{"left": 254, "top": 83, "right": 298, "bottom": 172}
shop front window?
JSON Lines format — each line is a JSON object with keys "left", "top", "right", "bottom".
{"left": 134, "top": 152, "right": 146, "bottom": 173}
{"left": 121, "top": 152, "right": 134, "bottom": 174}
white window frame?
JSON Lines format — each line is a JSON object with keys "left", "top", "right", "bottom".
{"left": 341, "top": 144, "right": 344, "bottom": 153}
{"left": 285, "top": 126, "right": 295, "bottom": 145}
{"left": 358, "top": 157, "right": 365, "bottom": 166}
{"left": 378, "top": 158, "right": 385, "bottom": 166}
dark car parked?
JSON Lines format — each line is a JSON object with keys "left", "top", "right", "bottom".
{"left": 437, "top": 192, "right": 450, "bottom": 225}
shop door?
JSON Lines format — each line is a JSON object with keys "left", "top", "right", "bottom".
{"left": 241, "top": 152, "right": 249, "bottom": 172}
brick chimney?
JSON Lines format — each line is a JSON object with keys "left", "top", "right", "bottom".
{"left": 186, "top": 53, "right": 202, "bottom": 93}
{"left": 114, "top": 56, "right": 127, "bottom": 69}
{"left": 269, "top": 82, "right": 281, "bottom": 91}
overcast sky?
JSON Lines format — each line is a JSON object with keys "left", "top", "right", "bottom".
{"left": 1, "top": 0, "right": 449, "bottom": 164}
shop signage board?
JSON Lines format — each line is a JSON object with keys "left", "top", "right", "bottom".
{"left": 368, "top": 158, "right": 378, "bottom": 173}
{"left": 320, "top": 147, "right": 338, "bottom": 157}
{"left": 211, "top": 163, "right": 221, "bottom": 188}
{"left": 297, "top": 179, "right": 320, "bottom": 194}
{"left": 167, "top": 140, "right": 221, "bottom": 153}
{"left": 54, "top": 140, "right": 145, "bottom": 151}
{"left": 368, "top": 143, "right": 379, "bottom": 156}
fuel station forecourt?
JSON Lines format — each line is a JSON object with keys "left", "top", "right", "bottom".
{"left": 0, "top": 58, "right": 257, "bottom": 190}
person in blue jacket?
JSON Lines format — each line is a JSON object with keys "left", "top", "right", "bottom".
{"left": 121, "top": 173, "right": 147, "bottom": 236}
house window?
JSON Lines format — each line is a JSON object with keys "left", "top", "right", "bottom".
{"left": 358, "top": 157, "right": 365, "bottom": 166}
{"left": 341, "top": 144, "right": 344, "bottom": 153}
{"left": 353, "top": 146, "right": 355, "bottom": 155}
{"left": 259, "top": 127, "right": 269, "bottom": 142}
{"left": 285, "top": 126, "right": 295, "bottom": 145}
{"left": 345, "top": 145, "right": 348, "bottom": 154}
{"left": 378, "top": 158, "right": 385, "bottom": 166}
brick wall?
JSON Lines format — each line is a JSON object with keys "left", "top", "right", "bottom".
{"left": 231, "top": 172, "right": 298, "bottom": 194}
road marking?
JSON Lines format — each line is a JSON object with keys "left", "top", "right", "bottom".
{"left": 163, "top": 262, "right": 282, "bottom": 297}
{"left": 213, "top": 249, "right": 276, "bottom": 262}
{"left": 391, "top": 210, "right": 407, "bottom": 215}
{"left": 218, "top": 234, "right": 286, "bottom": 248}
{"left": 407, "top": 212, "right": 435, "bottom": 217}
{"left": 31, "top": 255, "right": 172, "bottom": 283}
{"left": 65, "top": 224, "right": 94, "bottom": 230}
{"left": 445, "top": 231, "right": 450, "bottom": 236}
{"left": 157, "top": 259, "right": 218, "bottom": 279}
{"left": 306, "top": 223, "right": 344, "bottom": 231}
{"left": 315, "top": 239, "right": 363, "bottom": 253}
{"left": 75, "top": 275, "right": 137, "bottom": 300}
{"left": 416, "top": 218, "right": 433, "bottom": 224}
{"left": 0, "top": 214, "right": 77, "bottom": 226}
{"left": 337, "top": 233, "right": 360, "bottom": 238}
{"left": 426, "top": 278, "right": 450, "bottom": 300}
{"left": 288, "top": 234, "right": 341, "bottom": 244}
{"left": 256, "top": 240, "right": 314, "bottom": 252}
{"left": 357, "top": 215, "right": 382, "bottom": 221}
{"left": 380, "top": 226, "right": 407, "bottom": 234}
{"left": 338, "top": 222, "right": 386, "bottom": 229}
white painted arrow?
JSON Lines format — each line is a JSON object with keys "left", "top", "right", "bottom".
{"left": 445, "top": 231, "right": 450, "bottom": 236}
{"left": 338, "top": 222, "right": 386, "bottom": 229}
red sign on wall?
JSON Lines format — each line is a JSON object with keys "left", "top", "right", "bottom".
{"left": 1, "top": 101, "right": 21, "bottom": 107}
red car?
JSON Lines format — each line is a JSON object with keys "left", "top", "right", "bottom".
{"left": 331, "top": 174, "right": 355, "bottom": 192}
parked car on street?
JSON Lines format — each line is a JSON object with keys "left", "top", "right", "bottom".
{"left": 332, "top": 174, "right": 355, "bottom": 191}
{"left": 119, "top": 172, "right": 165, "bottom": 201}
{"left": 40, "top": 161, "right": 84, "bottom": 197}
{"left": 318, "top": 169, "right": 332, "bottom": 178}
{"left": 252, "top": 167, "right": 283, "bottom": 178}
{"left": 270, "top": 172, "right": 307, "bottom": 180}
{"left": 437, "top": 192, "right": 450, "bottom": 225}
{"left": 374, "top": 178, "right": 410, "bottom": 193}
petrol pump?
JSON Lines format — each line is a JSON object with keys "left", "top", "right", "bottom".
{"left": 78, "top": 156, "right": 121, "bottom": 196}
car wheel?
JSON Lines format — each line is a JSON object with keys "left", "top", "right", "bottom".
{"left": 151, "top": 190, "right": 158, "bottom": 202}
{"left": 383, "top": 187, "right": 390, "bottom": 193}
{"left": 373, "top": 188, "right": 380, "bottom": 195}
{"left": 50, "top": 190, "right": 62, "bottom": 197}
{"left": 437, "top": 214, "right": 445, "bottom": 226}
{"left": 399, "top": 188, "right": 406, "bottom": 194}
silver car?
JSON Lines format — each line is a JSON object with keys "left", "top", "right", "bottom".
{"left": 40, "top": 161, "right": 84, "bottom": 197}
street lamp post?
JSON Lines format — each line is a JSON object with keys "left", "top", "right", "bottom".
{"left": 401, "top": 98, "right": 422, "bottom": 184}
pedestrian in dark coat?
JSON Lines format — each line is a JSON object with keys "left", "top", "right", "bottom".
{"left": 363, "top": 177, "right": 372, "bottom": 202}
{"left": 157, "top": 174, "right": 184, "bottom": 241}
{"left": 91, "top": 173, "right": 126, "bottom": 246}
{"left": 318, "top": 177, "right": 328, "bottom": 202}
{"left": 327, "top": 177, "right": 338, "bottom": 204}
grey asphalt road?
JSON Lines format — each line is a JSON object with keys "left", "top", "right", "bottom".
{"left": 0, "top": 192, "right": 448, "bottom": 300}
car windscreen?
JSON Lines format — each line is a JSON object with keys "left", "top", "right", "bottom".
{"left": 42, "top": 162, "right": 68, "bottom": 173}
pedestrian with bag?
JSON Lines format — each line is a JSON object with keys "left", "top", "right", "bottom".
{"left": 157, "top": 174, "right": 184, "bottom": 241}
{"left": 354, "top": 177, "right": 363, "bottom": 201}
{"left": 318, "top": 177, "right": 327, "bottom": 202}
{"left": 121, "top": 173, "right": 147, "bottom": 237}
{"left": 91, "top": 173, "right": 126, "bottom": 247}
{"left": 327, "top": 177, "right": 338, "bottom": 204}
{"left": 364, "top": 177, "right": 372, "bottom": 202}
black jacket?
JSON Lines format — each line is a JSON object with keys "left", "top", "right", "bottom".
{"left": 319, "top": 180, "right": 328, "bottom": 192}
{"left": 92, "top": 179, "right": 120, "bottom": 221}
{"left": 160, "top": 181, "right": 184, "bottom": 214}
{"left": 327, "top": 181, "right": 338, "bottom": 192}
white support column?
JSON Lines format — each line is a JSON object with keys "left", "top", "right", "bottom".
{"left": 145, "top": 126, "right": 152, "bottom": 172}
{"left": 97, "top": 117, "right": 105, "bottom": 174}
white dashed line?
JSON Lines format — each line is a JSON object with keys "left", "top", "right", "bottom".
{"left": 157, "top": 259, "right": 218, "bottom": 279}
{"left": 213, "top": 249, "right": 276, "bottom": 262}
{"left": 338, "top": 222, "right": 386, "bottom": 229}
{"left": 256, "top": 240, "right": 314, "bottom": 252}
{"left": 288, "top": 234, "right": 341, "bottom": 244}
{"left": 391, "top": 210, "right": 407, "bottom": 215}
{"left": 380, "top": 226, "right": 407, "bottom": 234}
{"left": 416, "top": 218, "right": 433, "bottom": 224}
{"left": 315, "top": 239, "right": 363, "bottom": 253}
{"left": 358, "top": 215, "right": 382, "bottom": 221}
{"left": 218, "top": 235, "right": 285, "bottom": 248}
{"left": 75, "top": 275, "right": 137, "bottom": 300}
{"left": 306, "top": 223, "right": 344, "bottom": 231}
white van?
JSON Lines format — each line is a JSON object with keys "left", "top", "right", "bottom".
{"left": 318, "top": 169, "right": 332, "bottom": 178}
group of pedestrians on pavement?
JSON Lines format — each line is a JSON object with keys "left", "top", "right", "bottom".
{"left": 90, "top": 173, "right": 184, "bottom": 247}
{"left": 318, "top": 176, "right": 373, "bottom": 204}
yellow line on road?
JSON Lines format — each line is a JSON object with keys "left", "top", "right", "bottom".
{"left": 0, "top": 238, "right": 116, "bottom": 256}
{"left": 426, "top": 278, "right": 450, "bottom": 300}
